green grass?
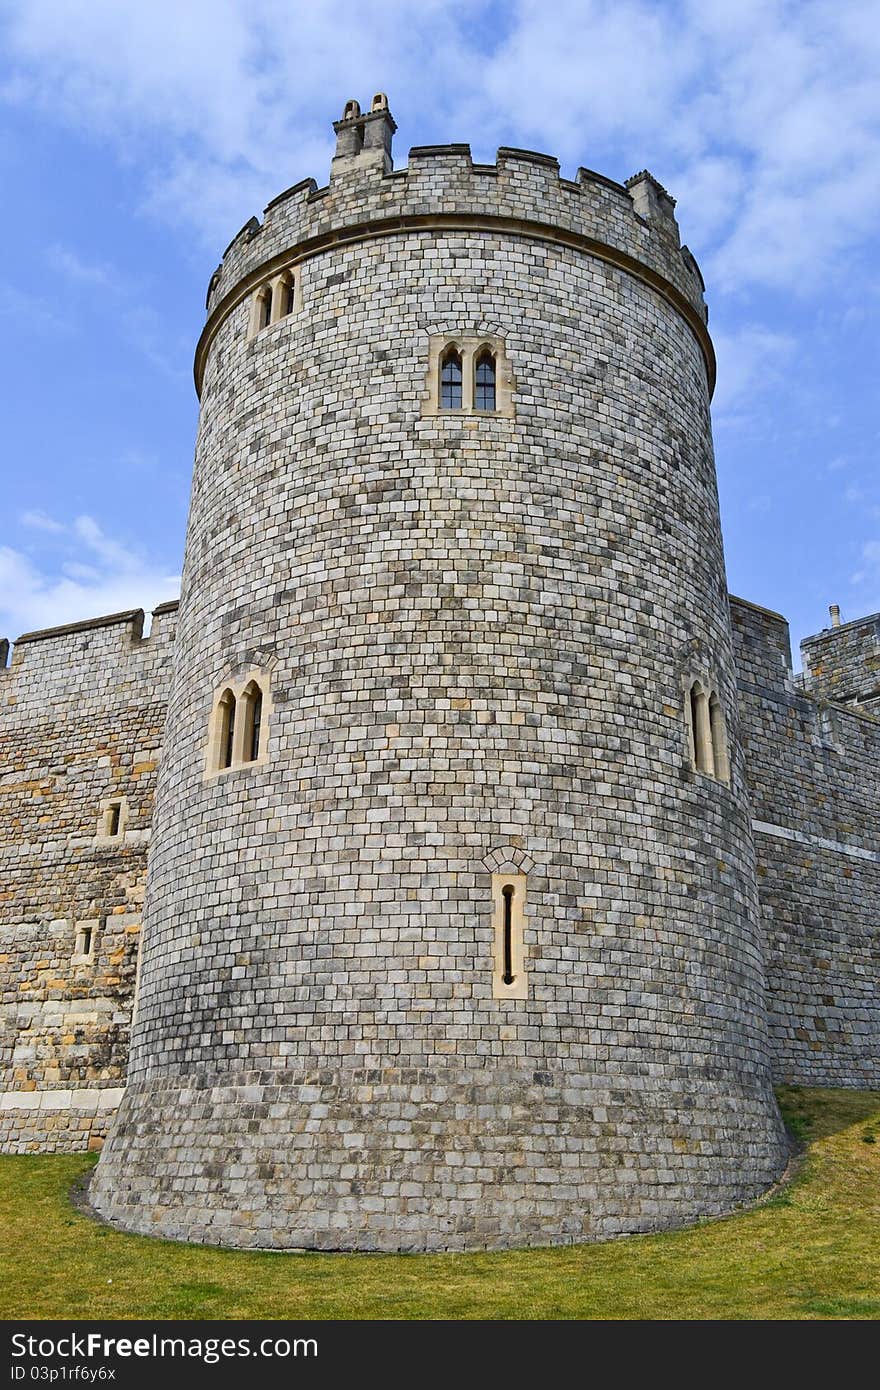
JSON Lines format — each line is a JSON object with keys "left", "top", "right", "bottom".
{"left": 1, "top": 1087, "right": 878, "bottom": 1320}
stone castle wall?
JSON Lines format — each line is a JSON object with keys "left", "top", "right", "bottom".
{"left": 801, "top": 611, "right": 880, "bottom": 715}
{"left": 0, "top": 605, "right": 176, "bottom": 1150}
{"left": 87, "top": 115, "right": 788, "bottom": 1252}
{"left": 3, "top": 593, "right": 874, "bottom": 1158}
{"left": 730, "top": 597, "right": 880, "bottom": 1087}
{"left": 0, "top": 107, "right": 875, "bottom": 1254}
{"left": 199, "top": 140, "right": 710, "bottom": 390}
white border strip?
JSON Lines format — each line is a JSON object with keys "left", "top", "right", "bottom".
{"left": 0, "top": 1086, "right": 124, "bottom": 1113}
{"left": 753, "top": 819, "right": 879, "bottom": 863}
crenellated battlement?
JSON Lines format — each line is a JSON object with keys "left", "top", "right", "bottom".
{"left": 0, "top": 601, "right": 178, "bottom": 690}
{"left": 199, "top": 98, "right": 709, "bottom": 397}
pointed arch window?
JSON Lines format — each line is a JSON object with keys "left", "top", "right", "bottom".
{"left": 440, "top": 347, "right": 463, "bottom": 410}
{"left": 218, "top": 690, "right": 236, "bottom": 769}
{"left": 709, "top": 693, "right": 730, "bottom": 783}
{"left": 686, "top": 680, "right": 730, "bottom": 784}
{"left": 242, "top": 682, "right": 264, "bottom": 763}
{"left": 474, "top": 349, "right": 496, "bottom": 411}
{"left": 251, "top": 271, "right": 299, "bottom": 336}
{"left": 425, "top": 335, "right": 513, "bottom": 417}
{"left": 277, "top": 270, "right": 297, "bottom": 318}
{"left": 207, "top": 671, "right": 272, "bottom": 777}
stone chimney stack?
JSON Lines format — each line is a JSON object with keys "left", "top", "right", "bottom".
{"left": 626, "top": 170, "right": 680, "bottom": 244}
{"left": 332, "top": 93, "right": 396, "bottom": 179}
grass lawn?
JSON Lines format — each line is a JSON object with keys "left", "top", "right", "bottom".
{"left": 1, "top": 1086, "right": 878, "bottom": 1320}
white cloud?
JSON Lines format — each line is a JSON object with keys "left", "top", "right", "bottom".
{"left": 710, "top": 323, "right": 796, "bottom": 415}
{"left": 849, "top": 541, "right": 880, "bottom": 612}
{"left": 0, "top": 0, "right": 469, "bottom": 246}
{"left": 47, "top": 244, "right": 122, "bottom": 291}
{"left": 20, "top": 509, "right": 65, "bottom": 533}
{"left": 2, "top": 0, "right": 877, "bottom": 293}
{"left": 1, "top": 0, "right": 879, "bottom": 299}
{"left": 0, "top": 514, "right": 179, "bottom": 640}
{"left": 72, "top": 514, "right": 137, "bottom": 571}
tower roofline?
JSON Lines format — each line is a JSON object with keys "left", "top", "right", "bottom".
{"left": 195, "top": 104, "right": 711, "bottom": 403}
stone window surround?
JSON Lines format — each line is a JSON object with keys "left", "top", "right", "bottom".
{"left": 483, "top": 847, "right": 533, "bottom": 1000}
{"left": 95, "top": 795, "right": 128, "bottom": 843}
{"left": 72, "top": 918, "right": 99, "bottom": 965}
{"left": 684, "top": 675, "right": 731, "bottom": 784}
{"left": 817, "top": 704, "right": 843, "bottom": 753}
{"left": 204, "top": 670, "right": 273, "bottom": 779}
{"left": 490, "top": 871, "right": 527, "bottom": 999}
{"left": 423, "top": 333, "right": 515, "bottom": 418}
{"left": 247, "top": 266, "right": 302, "bottom": 339}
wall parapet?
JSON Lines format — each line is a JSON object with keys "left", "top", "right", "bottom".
{"left": 201, "top": 106, "right": 709, "bottom": 396}
{"left": 197, "top": 205, "right": 713, "bottom": 400}
{"left": 801, "top": 610, "right": 880, "bottom": 710}
{"left": 1, "top": 602, "right": 179, "bottom": 684}
{"left": 14, "top": 608, "right": 145, "bottom": 647}
{"left": 730, "top": 592, "right": 880, "bottom": 1089}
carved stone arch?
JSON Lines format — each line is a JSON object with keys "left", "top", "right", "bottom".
{"left": 482, "top": 845, "right": 535, "bottom": 875}
{"left": 438, "top": 341, "right": 464, "bottom": 409}
{"left": 674, "top": 637, "right": 734, "bottom": 784}
{"left": 239, "top": 678, "right": 265, "bottom": 764}
{"left": 473, "top": 343, "right": 497, "bottom": 411}
{"left": 471, "top": 322, "right": 511, "bottom": 344}
{"left": 425, "top": 320, "right": 470, "bottom": 341}
{"left": 244, "top": 647, "right": 278, "bottom": 675}
{"left": 270, "top": 266, "right": 301, "bottom": 322}
{"left": 673, "top": 635, "right": 710, "bottom": 681}
{"left": 213, "top": 688, "right": 237, "bottom": 772}
{"left": 213, "top": 648, "right": 278, "bottom": 689}
{"left": 708, "top": 688, "right": 730, "bottom": 783}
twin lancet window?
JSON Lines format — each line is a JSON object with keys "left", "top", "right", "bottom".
{"left": 249, "top": 269, "right": 300, "bottom": 338}
{"left": 207, "top": 677, "right": 270, "bottom": 776}
{"left": 685, "top": 680, "right": 730, "bottom": 783}
{"left": 425, "top": 335, "right": 513, "bottom": 417}
{"left": 440, "top": 347, "right": 496, "bottom": 411}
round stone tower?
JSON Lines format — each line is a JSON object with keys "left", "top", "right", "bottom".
{"left": 91, "top": 97, "right": 788, "bottom": 1251}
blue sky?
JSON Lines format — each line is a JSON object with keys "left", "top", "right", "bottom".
{"left": 1, "top": 0, "right": 878, "bottom": 662}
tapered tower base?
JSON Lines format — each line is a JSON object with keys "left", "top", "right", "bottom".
{"left": 91, "top": 1066, "right": 787, "bottom": 1250}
